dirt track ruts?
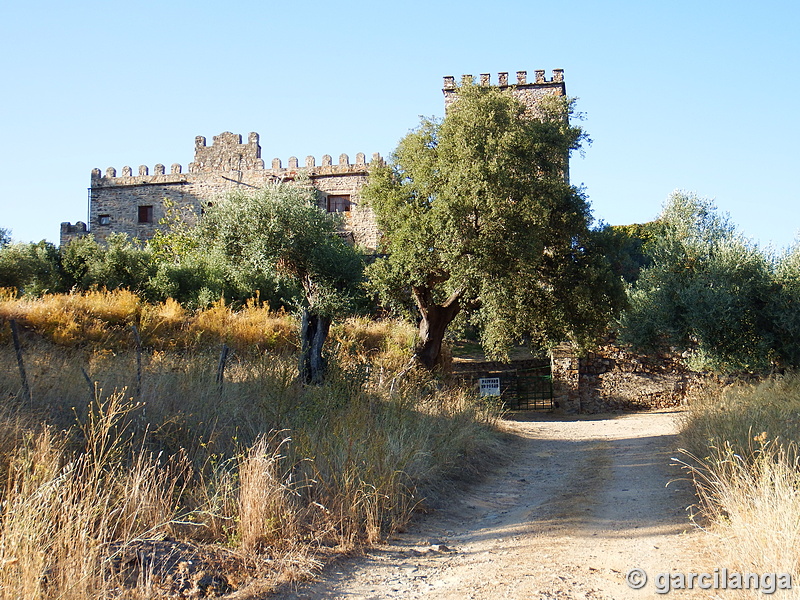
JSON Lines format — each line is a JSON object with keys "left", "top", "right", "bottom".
{"left": 266, "top": 409, "right": 717, "bottom": 599}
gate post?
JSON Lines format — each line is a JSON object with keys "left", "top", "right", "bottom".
{"left": 551, "top": 343, "right": 580, "bottom": 412}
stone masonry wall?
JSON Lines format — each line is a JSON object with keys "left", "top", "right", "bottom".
{"left": 552, "top": 339, "right": 708, "bottom": 413}
{"left": 59, "top": 221, "right": 88, "bottom": 247}
{"left": 63, "top": 132, "right": 381, "bottom": 250}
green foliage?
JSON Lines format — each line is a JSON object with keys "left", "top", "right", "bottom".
{"left": 144, "top": 199, "right": 215, "bottom": 306}
{"left": 148, "top": 198, "right": 201, "bottom": 264}
{"left": 197, "top": 182, "right": 367, "bottom": 383}
{"left": 593, "top": 221, "right": 663, "bottom": 283}
{"left": 147, "top": 252, "right": 224, "bottom": 306}
{"left": 619, "top": 191, "right": 800, "bottom": 374}
{"left": 0, "top": 240, "right": 65, "bottom": 294}
{"left": 60, "top": 233, "right": 104, "bottom": 288}
{"left": 137, "top": 198, "right": 293, "bottom": 308}
{"left": 90, "top": 233, "right": 154, "bottom": 291}
{"left": 0, "top": 188, "right": 362, "bottom": 320}
{"left": 1, "top": 234, "right": 157, "bottom": 298}
{"left": 199, "top": 180, "right": 365, "bottom": 317}
{"left": 61, "top": 233, "right": 155, "bottom": 294}
{"left": 363, "top": 83, "right": 623, "bottom": 360}
{"left": 769, "top": 245, "right": 800, "bottom": 368}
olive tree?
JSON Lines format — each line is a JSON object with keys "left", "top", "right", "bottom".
{"left": 619, "top": 191, "right": 785, "bottom": 373}
{"left": 363, "top": 83, "right": 622, "bottom": 368}
{"left": 0, "top": 240, "right": 65, "bottom": 295}
{"left": 200, "top": 181, "right": 364, "bottom": 384}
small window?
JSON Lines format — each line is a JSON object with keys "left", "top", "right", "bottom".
{"left": 138, "top": 205, "right": 154, "bottom": 224}
{"left": 327, "top": 195, "right": 351, "bottom": 213}
{"left": 98, "top": 214, "right": 111, "bottom": 226}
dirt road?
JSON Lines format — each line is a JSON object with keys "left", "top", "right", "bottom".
{"left": 268, "top": 410, "right": 717, "bottom": 599}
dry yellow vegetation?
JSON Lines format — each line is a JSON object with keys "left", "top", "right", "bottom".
{"left": 0, "top": 291, "right": 500, "bottom": 599}
{"left": 680, "top": 376, "right": 800, "bottom": 597}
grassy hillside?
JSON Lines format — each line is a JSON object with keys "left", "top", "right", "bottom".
{"left": 0, "top": 290, "right": 502, "bottom": 599}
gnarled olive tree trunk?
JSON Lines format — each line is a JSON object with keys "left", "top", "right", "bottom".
{"left": 412, "top": 286, "right": 461, "bottom": 370}
{"left": 299, "top": 308, "right": 331, "bottom": 385}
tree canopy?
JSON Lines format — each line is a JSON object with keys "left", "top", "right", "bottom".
{"left": 363, "top": 83, "right": 623, "bottom": 368}
{"left": 198, "top": 180, "right": 365, "bottom": 383}
{"left": 619, "top": 191, "right": 800, "bottom": 374}
{"left": 0, "top": 240, "right": 63, "bottom": 295}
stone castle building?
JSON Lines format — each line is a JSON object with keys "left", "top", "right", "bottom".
{"left": 61, "top": 70, "right": 566, "bottom": 250}
{"left": 61, "top": 134, "right": 382, "bottom": 250}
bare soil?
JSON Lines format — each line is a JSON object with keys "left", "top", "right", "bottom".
{"left": 264, "top": 409, "right": 718, "bottom": 599}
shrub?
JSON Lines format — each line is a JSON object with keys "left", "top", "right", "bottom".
{"left": 0, "top": 241, "right": 64, "bottom": 295}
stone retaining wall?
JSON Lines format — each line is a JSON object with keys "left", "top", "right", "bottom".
{"left": 551, "top": 340, "right": 708, "bottom": 413}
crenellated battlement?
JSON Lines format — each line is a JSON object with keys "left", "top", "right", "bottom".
{"left": 90, "top": 167, "right": 188, "bottom": 187}
{"left": 73, "top": 70, "right": 568, "bottom": 253}
{"left": 268, "top": 151, "right": 379, "bottom": 174}
{"left": 190, "top": 131, "right": 262, "bottom": 173}
{"left": 84, "top": 132, "right": 382, "bottom": 249}
{"left": 91, "top": 132, "right": 380, "bottom": 186}
{"left": 443, "top": 69, "right": 564, "bottom": 90}
{"left": 443, "top": 69, "right": 566, "bottom": 114}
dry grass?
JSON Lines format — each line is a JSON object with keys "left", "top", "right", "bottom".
{"left": 331, "top": 316, "right": 416, "bottom": 373}
{"left": 187, "top": 299, "right": 296, "bottom": 354}
{"left": 680, "top": 374, "right": 800, "bottom": 598}
{"left": 0, "top": 295, "right": 500, "bottom": 599}
{"left": 0, "top": 290, "right": 297, "bottom": 354}
{"left": 0, "top": 392, "right": 190, "bottom": 599}
{"left": 236, "top": 434, "right": 297, "bottom": 552}
{"left": 680, "top": 375, "right": 800, "bottom": 460}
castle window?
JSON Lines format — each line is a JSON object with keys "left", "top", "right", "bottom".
{"left": 138, "top": 205, "right": 154, "bottom": 224}
{"left": 98, "top": 214, "right": 111, "bottom": 226}
{"left": 327, "top": 195, "right": 351, "bottom": 213}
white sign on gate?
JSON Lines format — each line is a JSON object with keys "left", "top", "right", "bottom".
{"left": 479, "top": 377, "right": 501, "bottom": 397}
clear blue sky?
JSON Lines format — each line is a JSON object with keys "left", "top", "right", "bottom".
{"left": 1, "top": 0, "right": 798, "bottom": 249}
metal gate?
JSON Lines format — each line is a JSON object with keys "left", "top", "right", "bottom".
{"left": 458, "top": 361, "right": 553, "bottom": 411}
{"left": 502, "top": 366, "right": 553, "bottom": 410}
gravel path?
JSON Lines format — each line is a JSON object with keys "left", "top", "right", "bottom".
{"left": 266, "top": 410, "right": 717, "bottom": 599}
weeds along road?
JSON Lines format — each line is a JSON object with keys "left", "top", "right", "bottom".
{"left": 264, "top": 410, "right": 720, "bottom": 600}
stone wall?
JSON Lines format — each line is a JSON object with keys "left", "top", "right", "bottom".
{"left": 63, "top": 132, "right": 381, "bottom": 250}
{"left": 552, "top": 340, "right": 707, "bottom": 413}
{"left": 60, "top": 221, "right": 88, "bottom": 247}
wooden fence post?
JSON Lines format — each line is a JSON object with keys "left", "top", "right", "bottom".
{"left": 216, "top": 343, "right": 230, "bottom": 391}
{"left": 80, "top": 367, "right": 96, "bottom": 400}
{"left": 131, "top": 325, "right": 142, "bottom": 400}
{"left": 9, "top": 319, "right": 32, "bottom": 404}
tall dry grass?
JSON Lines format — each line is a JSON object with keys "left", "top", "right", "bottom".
{"left": 0, "top": 296, "right": 500, "bottom": 599}
{"left": 0, "top": 290, "right": 297, "bottom": 354}
{"left": 680, "top": 375, "right": 800, "bottom": 598}
{"left": 0, "top": 392, "right": 190, "bottom": 599}
{"left": 236, "top": 434, "right": 298, "bottom": 552}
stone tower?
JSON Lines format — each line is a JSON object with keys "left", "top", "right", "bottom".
{"left": 442, "top": 69, "right": 566, "bottom": 114}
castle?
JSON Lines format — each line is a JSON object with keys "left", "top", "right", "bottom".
{"left": 60, "top": 70, "right": 566, "bottom": 250}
